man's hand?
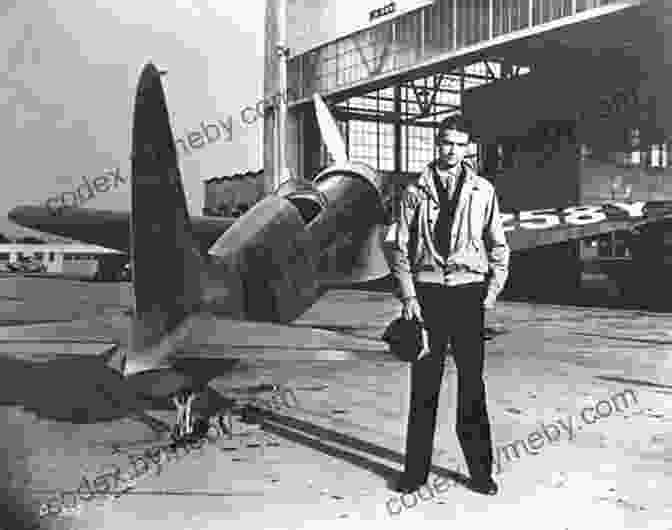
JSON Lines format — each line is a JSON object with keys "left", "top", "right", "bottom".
{"left": 483, "top": 292, "right": 497, "bottom": 310}
{"left": 402, "top": 297, "right": 423, "bottom": 322}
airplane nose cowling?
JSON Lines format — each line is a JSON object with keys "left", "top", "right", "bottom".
{"left": 207, "top": 193, "right": 320, "bottom": 323}
{"left": 207, "top": 162, "right": 388, "bottom": 323}
{"left": 309, "top": 161, "right": 389, "bottom": 285}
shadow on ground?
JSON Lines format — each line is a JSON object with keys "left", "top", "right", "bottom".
{"left": 250, "top": 407, "right": 468, "bottom": 493}
{"left": 0, "top": 354, "right": 240, "bottom": 425}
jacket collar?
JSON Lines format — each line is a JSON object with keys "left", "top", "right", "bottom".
{"left": 417, "top": 160, "right": 479, "bottom": 205}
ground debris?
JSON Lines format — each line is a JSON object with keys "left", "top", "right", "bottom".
{"left": 597, "top": 488, "right": 648, "bottom": 512}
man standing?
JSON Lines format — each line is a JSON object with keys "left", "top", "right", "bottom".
{"left": 388, "top": 115, "right": 510, "bottom": 495}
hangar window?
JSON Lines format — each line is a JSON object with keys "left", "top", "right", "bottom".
{"left": 348, "top": 119, "right": 395, "bottom": 171}
{"left": 403, "top": 126, "right": 435, "bottom": 173}
{"left": 483, "top": 142, "right": 517, "bottom": 176}
{"left": 493, "top": 0, "right": 531, "bottom": 35}
{"left": 649, "top": 143, "right": 670, "bottom": 169}
{"left": 576, "top": 0, "right": 613, "bottom": 13}
{"left": 533, "top": 0, "right": 573, "bottom": 25}
{"left": 324, "top": 63, "right": 516, "bottom": 182}
{"left": 292, "top": 0, "right": 600, "bottom": 99}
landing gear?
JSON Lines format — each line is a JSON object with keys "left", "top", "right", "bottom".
{"left": 170, "top": 391, "right": 234, "bottom": 445}
{"left": 171, "top": 391, "right": 197, "bottom": 442}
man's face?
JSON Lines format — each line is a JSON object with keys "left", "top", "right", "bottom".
{"left": 437, "top": 128, "right": 469, "bottom": 169}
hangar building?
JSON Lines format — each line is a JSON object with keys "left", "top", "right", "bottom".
{"left": 261, "top": 0, "right": 672, "bottom": 305}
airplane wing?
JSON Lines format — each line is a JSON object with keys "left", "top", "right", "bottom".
{"left": 383, "top": 198, "right": 672, "bottom": 254}
{"left": 501, "top": 201, "right": 672, "bottom": 253}
{"left": 7, "top": 205, "right": 236, "bottom": 255}
{"left": 11, "top": 195, "right": 671, "bottom": 258}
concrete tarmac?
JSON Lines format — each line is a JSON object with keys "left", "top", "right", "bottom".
{"left": 0, "top": 277, "right": 670, "bottom": 529}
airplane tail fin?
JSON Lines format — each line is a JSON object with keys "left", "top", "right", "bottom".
{"left": 126, "top": 63, "right": 205, "bottom": 374}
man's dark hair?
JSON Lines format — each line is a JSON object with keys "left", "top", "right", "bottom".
{"left": 436, "top": 114, "right": 472, "bottom": 142}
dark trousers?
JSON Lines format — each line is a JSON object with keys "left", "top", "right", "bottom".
{"left": 403, "top": 281, "right": 493, "bottom": 482}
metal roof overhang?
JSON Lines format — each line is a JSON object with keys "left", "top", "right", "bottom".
{"left": 288, "top": 0, "right": 648, "bottom": 109}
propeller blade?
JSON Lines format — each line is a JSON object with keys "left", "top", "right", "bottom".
{"left": 313, "top": 93, "right": 348, "bottom": 165}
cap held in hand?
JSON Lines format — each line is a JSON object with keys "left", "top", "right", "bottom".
{"left": 381, "top": 317, "right": 430, "bottom": 362}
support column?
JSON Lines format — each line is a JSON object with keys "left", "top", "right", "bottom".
{"left": 394, "top": 85, "right": 402, "bottom": 174}
{"left": 277, "top": 0, "right": 290, "bottom": 185}
{"left": 286, "top": 105, "right": 301, "bottom": 181}
{"left": 263, "top": 0, "right": 280, "bottom": 195}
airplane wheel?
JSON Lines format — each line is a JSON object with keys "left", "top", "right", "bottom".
{"left": 171, "top": 417, "right": 209, "bottom": 444}
{"left": 216, "top": 410, "right": 233, "bottom": 438}
{"left": 170, "top": 425, "right": 182, "bottom": 444}
{"left": 192, "top": 417, "right": 210, "bottom": 438}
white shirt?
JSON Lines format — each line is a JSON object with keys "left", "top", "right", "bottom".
{"left": 435, "top": 167, "right": 459, "bottom": 199}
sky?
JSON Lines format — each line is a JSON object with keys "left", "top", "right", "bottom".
{"left": 0, "top": 0, "right": 439, "bottom": 239}
{"left": 1, "top": 0, "right": 266, "bottom": 238}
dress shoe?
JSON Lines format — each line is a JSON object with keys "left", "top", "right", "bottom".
{"left": 467, "top": 476, "right": 498, "bottom": 495}
{"left": 393, "top": 473, "right": 426, "bottom": 494}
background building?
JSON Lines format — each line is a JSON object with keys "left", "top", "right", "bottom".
{"left": 203, "top": 170, "right": 265, "bottom": 217}
{"left": 0, "top": 243, "right": 125, "bottom": 280}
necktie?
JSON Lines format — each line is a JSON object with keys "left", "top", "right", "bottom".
{"left": 433, "top": 168, "right": 464, "bottom": 258}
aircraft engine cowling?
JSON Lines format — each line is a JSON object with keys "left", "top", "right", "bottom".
{"left": 310, "top": 161, "right": 389, "bottom": 286}
{"left": 207, "top": 161, "right": 388, "bottom": 323}
{"left": 207, "top": 193, "right": 321, "bottom": 323}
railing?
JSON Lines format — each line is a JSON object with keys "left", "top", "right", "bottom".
{"left": 288, "top": 0, "right": 629, "bottom": 101}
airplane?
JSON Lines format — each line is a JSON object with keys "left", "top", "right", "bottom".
{"left": 8, "top": 62, "right": 672, "bottom": 444}
{"left": 7, "top": 62, "right": 392, "bottom": 443}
